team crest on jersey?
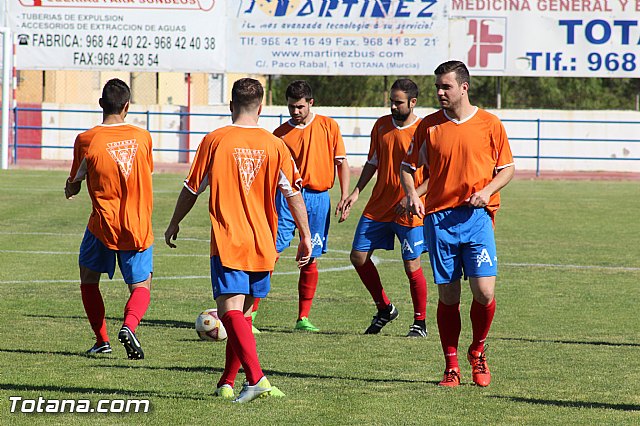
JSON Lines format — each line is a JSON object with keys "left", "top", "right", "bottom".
{"left": 106, "top": 139, "right": 138, "bottom": 180}
{"left": 401, "top": 239, "right": 414, "bottom": 254}
{"left": 476, "top": 249, "right": 494, "bottom": 267}
{"left": 311, "top": 233, "right": 324, "bottom": 249}
{"left": 234, "top": 148, "right": 266, "bottom": 193}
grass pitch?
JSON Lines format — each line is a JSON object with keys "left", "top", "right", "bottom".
{"left": 0, "top": 169, "right": 639, "bottom": 425}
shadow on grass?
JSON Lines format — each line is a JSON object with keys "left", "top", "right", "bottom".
{"left": 0, "top": 382, "right": 206, "bottom": 401}
{"left": 491, "top": 395, "right": 640, "bottom": 411}
{"left": 0, "top": 347, "right": 103, "bottom": 359}
{"left": 101, "top": 364, "right": 434, "bottom": 385}
{"left": 25, "top": 314, "right": 193, "bottom": 329}
{"left": 496, "top": 336, "right": 640, "bottom": 348}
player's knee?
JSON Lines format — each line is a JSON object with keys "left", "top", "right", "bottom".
{"left": 349, "top": 250, "right": 367, "bottom": 267}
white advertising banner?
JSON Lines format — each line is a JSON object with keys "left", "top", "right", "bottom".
{"left": 449, "top": 0, "right": 640, "bottom": 77}
{"left": 226, "top": 0, "right": 450, "bottom": 75}
{"left": 9, "top": 0, "right": 225, "bottom": 72}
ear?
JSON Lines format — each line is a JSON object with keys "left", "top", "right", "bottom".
{"left": 409, "top": 98, "right": 417, "bottom": 108}
{"left": 123, "top": 101, "right": 130, "bottom": 114}
{"left": 257, "top": 103, "right": 263, "bottom": 116}
{"left": 461, "top": 81, "right": 469, "bottom": 94}
{"left": 98, "top": 98, "right": 104, "bottom": 109}
{"left": 229, "top": 100, "right": 234, "bottom": 113}
{"left": 308, "top": 98, "right": 314, "bottom": 107}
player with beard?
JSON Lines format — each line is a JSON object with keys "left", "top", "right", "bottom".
{"left": 400, "top": 61, "right": 514, "bottom": 387}
{"left": 339, "top": 79, "right": 429, "bottom": 337}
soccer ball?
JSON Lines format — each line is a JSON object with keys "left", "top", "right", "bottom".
{"left": 195, "top": 309, "right": 227, "bottom": 341}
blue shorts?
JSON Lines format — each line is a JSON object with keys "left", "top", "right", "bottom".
{"left": 78, "top": 228, "right": 153, "bottom": 285}
{"left": 276, "top": 188, "right": 330, "bottom": 258}
{"left": 352, "top": 216, "right": 426, "bottom": 261}
{"left": 425, "top": 207, "right": 497, "bottom": 285}
{"left": 210, "top": 256, "right": 271, "bottom": 300}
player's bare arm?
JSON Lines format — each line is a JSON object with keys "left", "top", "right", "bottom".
{"left": 64, "top": 178, "right": 82, "bottom": 199}
{"left": 339, "top": 161, "right": 377, "bottom": 223}
{"left": 334, "top": 158, "right": 351, "bottom": 221}
{"left": 286, "top": 193, "right": 312, "bottom": 268}
{"left": 164, "top": 186, "right": 199, "bottom": 248}
{"left": 466, "top": 165, "right": 515, "bottom": 207}
{"left": 400, "top": 164, "right": 425, "bottom": 218}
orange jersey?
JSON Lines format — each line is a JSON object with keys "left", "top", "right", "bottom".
{"left": 68, "top": 123, "right": 154, "bottom": 251}
{"left": 184, "top": 124, "right": 302, "bottom": 272}
{"left": 363, "top": 115, "right": 425, "bottom": 226}
{"left": 403, "top": 108, "right": 514, "bottom": 220}
{"left": 273, "top": 114, "right": 346, "bottom": 191}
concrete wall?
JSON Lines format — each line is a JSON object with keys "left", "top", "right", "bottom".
{"left": 35, "top": 105, "right": 640, "bottom": 172}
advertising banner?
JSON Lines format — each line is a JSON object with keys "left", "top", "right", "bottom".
{"left": 226, "top": 0, "right": 450, "bottom": 75}
{"left": 9, "top": 0, "right": 225, "bottom": 72}
{"left": 449, "top": 0, "right": 640, "bottom": 77}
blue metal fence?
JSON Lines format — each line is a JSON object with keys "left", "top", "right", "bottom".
{"left": 11, "top": 106, "right": 640, "bottom": 176}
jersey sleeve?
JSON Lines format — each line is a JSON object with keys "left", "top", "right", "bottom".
{"left": 278, "top": 143, "right": 303, "bottom": 198}
{"left": 366, "top": 121, "right": 379, "bottom": 167}
{"left": 401, "top": 121, "right": 428, "bottom": 171}
{"left": 493, "top": 119, "right": 514, "bottom": 170}
{"left": 184, "top": 135, "right": 213, "bottom": 195}
{"left": 331, "top": 119, "right": 347, "bottom": 163}
{"left": 68, "top": 134, "right": 88, "bottom": 182}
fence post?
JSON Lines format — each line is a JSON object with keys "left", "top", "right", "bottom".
{"left": 536, "top": 118, "right": 541, "bottom": 177}
{"left": 12, "top": 106, "right": 17, "bottom": 164}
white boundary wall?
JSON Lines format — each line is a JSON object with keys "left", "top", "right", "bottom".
{"left": 39, "top": 105, "right": 640, "bottom": 173}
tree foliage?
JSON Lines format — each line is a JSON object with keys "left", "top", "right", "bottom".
{"left": 270, "top": 75, "right": 640, "bottom": 110}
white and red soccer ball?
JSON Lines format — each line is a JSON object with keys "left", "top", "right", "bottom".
{"left": 195, "top": 309, "right": 227, "bottom": 341}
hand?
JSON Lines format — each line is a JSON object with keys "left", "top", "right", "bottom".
{"left": 465, "top": 190, "right": 491, "bottom": 208}
{"left": 405, "top": 194, "right": 425, "bottom": 218}
{"left": 164, "top": 223, "right": 180, "bottom": 248}
{"left": 296, "top": 237, "right": 312, "bottom": 268}
{"left": 336, "top": 191, "right": 357, "bottom": 223}
{"left": 394, "top": 197, "right": 409, "bottom": 216}
{"left": 65, "top": 180, "right": 81, "bottom": 199}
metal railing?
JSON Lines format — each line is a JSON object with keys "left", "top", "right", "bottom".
{"left": 10, "top": 106, "right": 640, "bottom": 176}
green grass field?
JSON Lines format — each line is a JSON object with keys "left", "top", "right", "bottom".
{"left": 1, "top": 169, "right": 639, "bottom": 425}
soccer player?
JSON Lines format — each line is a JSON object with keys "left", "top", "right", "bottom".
{"left": 253, "top": 80, "right": 350, "bottom": 332}
{"left": 339, "top": 79, "right": 429, "bottom": 337}
{"left": 400, "top": 61, "right": 515, "bottom": 387}
{"left": 164, "top": 78, "right": 312, "bottom": 403}
{"left": 65, "top": 78, "right": 153, "bottom": 360}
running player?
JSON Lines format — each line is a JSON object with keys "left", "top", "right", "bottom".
{"left": 340, "top": 79, "right": 429, "bottom": 337}
{"left": 65, "top": 78, "right": 153, "bottom": 360}
{"left": 164, "top": 78, "right": 312, "bottom": 402}
{"left": 401, "top": 61, "right": 515, "bottom": 387}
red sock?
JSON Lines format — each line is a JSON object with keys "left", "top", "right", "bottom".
{"left": 298, "top": 262, "right": 318, "bottom": 319}
{"left": 407, "top": 268, "right": 427, "bottom": 321}
{"left": 355, "top": 259, "right": 390, "bottom": 310}
{"left": 217, "top": 315, "right": 253, "bottom": 388}
{"left": 123, "top": 287, "right": 150, "bottom": 333}
{"left": 252, "top": 298, "right": 261, "bottom": 313}
{"left": 437, "top": 301, "right": 461, "bottom": 370}
{"left": 80, "top": 283, "right": 109, "bottom": 344}
{"left": 221, "top": 310, "right": 264, "bottom": 385}
{"left": 469, "top": 298, "right": 496, "bottom": 353}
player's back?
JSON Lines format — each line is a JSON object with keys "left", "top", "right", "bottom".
{"left": 82, "top": 123, "right": 154, "bottom": 251}
{"left": 274, "top": 114, "right": 345, "bottom": 191}
{"left": 190, "top": 124, "right": 300, "bottom": 271}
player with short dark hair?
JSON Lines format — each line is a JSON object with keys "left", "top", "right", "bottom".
{"left": 252, "top": 79, "right": 351, "bottom": 332}
{"left": 401, "top": 61, "right": 515, "bottom": 387}
{"left": 164, "top": 77, "right": 312, "bottom": 403}
{"left": 65, "top": 78, "right": 154, "bottom": 360}
{"left": 340, "top": 78, "right": 429, "bottom": 337}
